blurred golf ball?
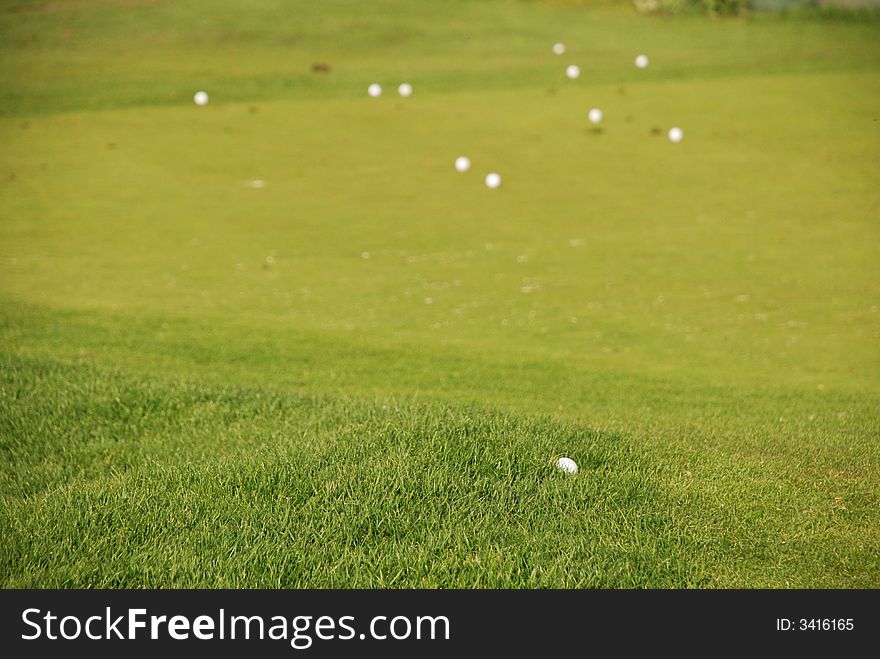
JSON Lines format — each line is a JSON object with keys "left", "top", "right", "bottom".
{"left": 635, "top": 54, "right": 649, "bottom": 69}
{"left": 555, "top": 457, "right": 578, "bottom": 474}
{"left": 668, "top": 127, "right": 683, "bottom": 143}
{"left": 553, "top": 42, "right": 566, "bottom": 55}
{"left": 588, "top": 108, "right": 603, "bottom": 124}
{"left": 398, "top": 82, "right": 413, "bottom": 97}
{"left": 565, "top": 64, "right": 580, "bottom": 80}
{"left": 454, "top": 156, "right": 471, "bottom": 173}
{"left": 368, "top": 83, "right": 382, "bottom": 97}
{"left": 485, "top": 172, "right": 502, "bottom": 189}
{"left": 193, "top": 91, "right": 209, "bottom": 106}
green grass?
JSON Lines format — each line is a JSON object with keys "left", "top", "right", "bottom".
{"left": 1, "top": 0, "right": 878, "bottom": 587}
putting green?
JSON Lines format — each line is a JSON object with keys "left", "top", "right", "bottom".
{"left": 1, "top": 0, "right": 878, "bottom": 587}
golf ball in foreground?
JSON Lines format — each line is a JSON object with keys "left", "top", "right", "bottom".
{"left": 588, "top": 108, "right": 603, "bottom": 124}
{"left": 635, "top": 54, "right": 649, "bottom": 69}
{"left": 368, "top": 83, "right": 382, "bottom": 97}
{"left": 555, "top": 457, "right": 578, "bottom": 474}
{"left": 668, "top": 127, "right": 684, "bottom": 143}
{"left": 193, "top": 91, "right": 209, "bottom": 106}
{"left": 398, "top": 83, "right": 413, "bottom": 97}
{"left": 485, "top": 172, "right": 502, "bottom": 189}
{"left": 565, "top": 64, "right": 580, "bottom": 80}
{"left": 454, "top": 156, "right": 471, "bottom": 173}
{"left": 553, "top": 42, "right": 566, "bottom": 55}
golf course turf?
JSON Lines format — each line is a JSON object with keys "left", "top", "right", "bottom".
{"left": 1, "top": 0, "right": 878, "bottom": 588}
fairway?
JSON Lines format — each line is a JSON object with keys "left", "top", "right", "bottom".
{"left": 1, "top": 0, "right": 878, "bottom": 588}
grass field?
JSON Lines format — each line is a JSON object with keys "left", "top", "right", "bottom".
{"left": 1, "top": 0, "right": 878, "bottom": 588}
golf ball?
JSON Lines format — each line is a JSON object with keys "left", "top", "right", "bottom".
{"left": 398, "top": 82, "right": 413, "bottom": 97}
{"left": 553, "top": 42, "right": 566, "bottom": 55}
{"left": 588, "top": 108, "right": 603, "bottom": 124}
{"left": 565, "top": 64, "right": 580, "bottom": 80}
{"left": 635, "top": 54, "right": 649, "bottom": 69}
{"left": 454, "top": 156, "right": 471, "bottom": 173}
{"left": 193, "top": 91, "right": 209, "bottom": 106}
{"left": 555, "top": 457, "right": 578, "bottom": 474}
{"left": 668, "top": 127, "right": 683, "bottom": 143}
{"left": 485, "top": 172, "right": 502, "bottom": 189}
{"left": 368, "top": 83, "right": 382, "bottom": 98}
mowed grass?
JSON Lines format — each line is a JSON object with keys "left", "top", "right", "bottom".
{"left": 2, "top": 356, "right": 693, "bottom": 588}
{"left": 1, "top": 0, "right": 879, "bottom": 587}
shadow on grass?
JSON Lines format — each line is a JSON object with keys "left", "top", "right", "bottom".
{"left": 1, "top": 354, "right": 696, "bottom": 588}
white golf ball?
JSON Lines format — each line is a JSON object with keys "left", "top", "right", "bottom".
{"left": 635, "top": 54, "right": 649, "bottom": 69}
{"left": 555, "top": 457, "right": 578, "bottom": 474}
{"left": 565, "top": 64, "right": 580, "bottom": 80}
{"left": 368, "top": 83, "right": 382, "bottom": 98}
{"left": 454, "top": 156, "right": 471, "bottom": 173}
{"left": 553, "top": 42, "right": 566, "bottom": 55}
{"left": 193, "top": 91, "right": 209, "bottom": 106}
{"left": 485, "top": 172, "right": 502, "bottom": 189}
{"left": 588, "top": 108, "right": 603, "bottom": 124}
{"left": 398, "top": 82, "right": 413, "bottom": 97}
{"left": 668, "top": 127, "right": 683, "bottom": 143}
